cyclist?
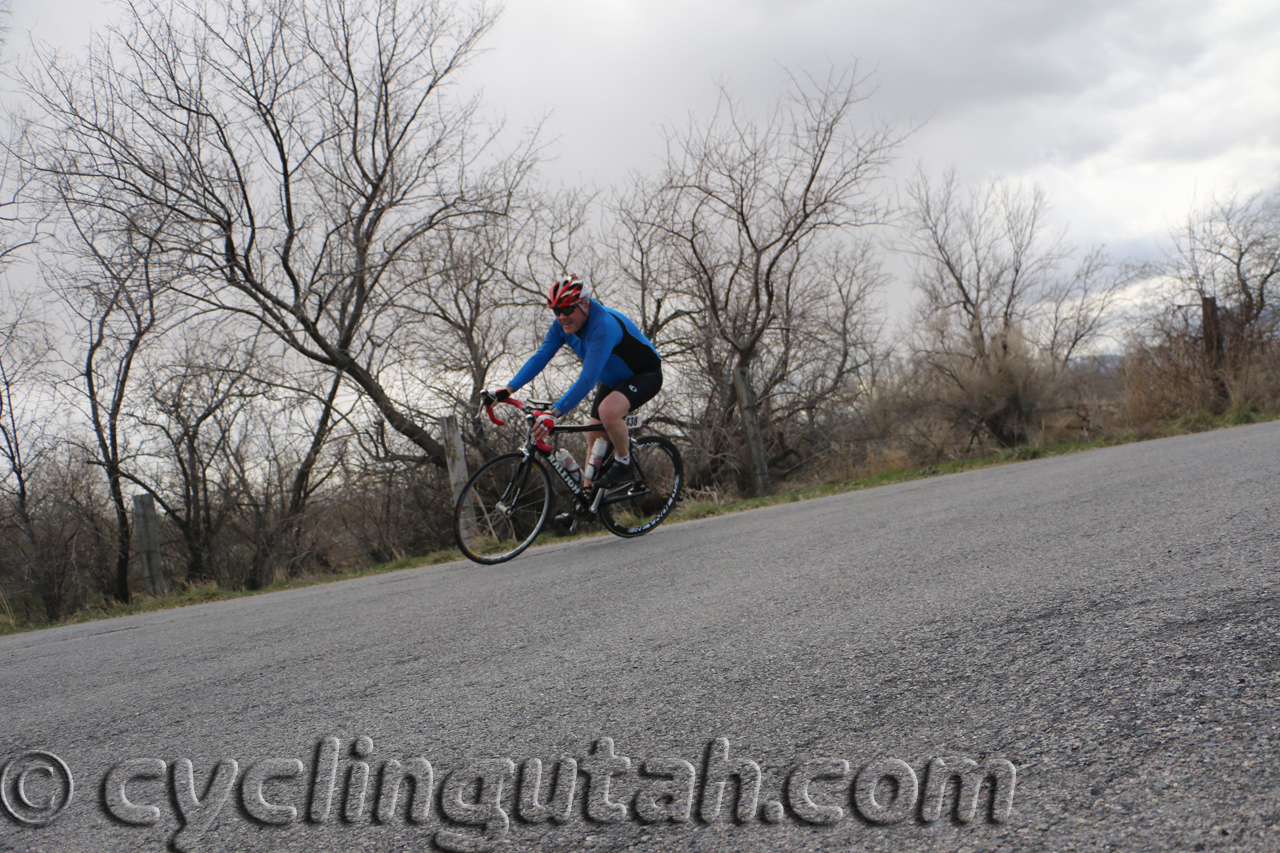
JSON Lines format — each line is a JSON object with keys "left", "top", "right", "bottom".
{"left": 491, "top": 274, "right": 662, "bottom": 505}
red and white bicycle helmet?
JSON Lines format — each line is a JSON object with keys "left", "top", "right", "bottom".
{"left": 547, "top": 274, "right": 587, "bottom": 311}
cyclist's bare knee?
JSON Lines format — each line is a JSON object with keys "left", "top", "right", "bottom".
{"left": 598, "top": 392, "right": 631, "bottom": 427}
{"left": 597, "top": 392, "right": 632, "bottom": 459}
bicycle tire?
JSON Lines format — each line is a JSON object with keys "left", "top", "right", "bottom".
{"left": 454, "top": 452, "right": 553, "bottom": 564}
{"left": 597, "top": 435, "right": 683, "bottom": 538}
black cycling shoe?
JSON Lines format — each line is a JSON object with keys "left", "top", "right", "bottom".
{"left": 553, "top": 512, "right": 577, "bottom": 533}
{"left": 594, "top": 459, "right": 636, "bottom": 492}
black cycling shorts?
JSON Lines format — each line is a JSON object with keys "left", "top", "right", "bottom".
{"left": 589, "top": 370, "right": 663, "bottom": 420}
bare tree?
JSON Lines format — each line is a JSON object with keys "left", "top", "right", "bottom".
{"left": 126, "top": 331, "right": 260, "bottom": 585}
{"left": 610, "top": 175, "right": 704, "bottom": 365}
{"left": 404, "top": 189, "right": 596, "bottom": 428}
{"left": 903, "top": 170, "right": 1128, "bottom": 447}
{"left": 0, "top": 45, "right": 76, "bottom": 619}
{"left": 218, "top": 356, "right": 351, "bottom": 589}
{"left": 0, "top": 301, "right": 60, "bottom": 615}
{"left": 21, "top": 0, "right": 537, "bottom": 473}
{"left": 627, "top": 69, "right": 897, "bottom": 494}
{"left": 47, "top": 201, "right": 183, "bottom": 603}
{"left": 1165, "top": 190, "right": 1280, "bottom": 410}
{"left": 755, "top": 244, "right": 886, "bottom": 471}
{"left": 0, "top": 143, "right": 41, "bottom": 269}
{"left": 0, "top": 301, "right": 113, "bottom": 623}
{"left": 0, "top": 128, "right": 48, "bottom": 569}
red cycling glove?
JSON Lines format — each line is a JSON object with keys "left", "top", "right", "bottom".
{"left": 532, "top": 411, "right": 555, "bottom": 451}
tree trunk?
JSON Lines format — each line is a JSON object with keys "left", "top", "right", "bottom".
{"left": 107, "top": 469, "right": 132, "bottom": 603}
{"left": 336, "top": 356, "right": 449, "bottom": 468}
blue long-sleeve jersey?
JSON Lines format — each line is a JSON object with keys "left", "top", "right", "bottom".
{"left": 507, "top": 299, "right": 661, "bottom": 414}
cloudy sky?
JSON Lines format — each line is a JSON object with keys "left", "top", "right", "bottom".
{"left": 7, "top": 0, "right": 1280, "bottom": 288}
{"left": 477, "top": 0, "right": 1280, "bottom": 258}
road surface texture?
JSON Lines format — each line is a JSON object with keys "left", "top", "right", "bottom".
{"left": 2, "top": 421, "right": 1278, "bottom": 852}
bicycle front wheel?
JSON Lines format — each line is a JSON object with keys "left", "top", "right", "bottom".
{"left": 598, "top": 435, "right": 683, "bottom": 538}
{"left": 454, "top": 452, "right": 553, "bottom": 564}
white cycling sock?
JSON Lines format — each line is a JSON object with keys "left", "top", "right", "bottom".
{"left": 614, "top": 452, "right": 631, "bottom": 466}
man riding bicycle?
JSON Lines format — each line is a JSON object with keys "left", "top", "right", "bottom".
{"left": 491, "top": 275, "right": 663, "bottom": 509}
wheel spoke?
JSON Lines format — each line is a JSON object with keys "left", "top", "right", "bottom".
{"left": 598, "top": 436, "right": 682, "bottom": 538}
{"left": 454, "top": 453, "right": 553, "bottom": 563}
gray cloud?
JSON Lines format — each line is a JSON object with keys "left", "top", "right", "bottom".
{"left": 9, "top": 0, "right": 1279, "bottom": 258}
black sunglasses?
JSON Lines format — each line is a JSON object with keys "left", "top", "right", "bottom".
{"left": 552, "top": 304, "right": 580, "bottom": 317}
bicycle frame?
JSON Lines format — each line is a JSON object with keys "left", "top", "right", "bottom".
{"left": 455, "top": 392, "right": 681, "bottom": 562}
{"left": 481, "top": 395, "right": 647, "bottom": 517}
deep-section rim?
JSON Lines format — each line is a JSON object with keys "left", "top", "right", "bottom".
{"left": 598, "top": 435, "right": 683, "bottom": 538}
{"left": 454, "top": 452, "right": 553, "bottom": 564}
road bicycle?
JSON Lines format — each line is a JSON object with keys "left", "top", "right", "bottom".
{"left": 452, "top": 392, "right": 683, "bottom": 564}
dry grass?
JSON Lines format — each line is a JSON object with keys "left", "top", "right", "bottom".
{"left": 4, "top": 409, "right": 1276, "bottom": 637}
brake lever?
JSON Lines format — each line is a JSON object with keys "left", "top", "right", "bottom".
{"left": 509, "top": 397, "right": 554, "bottom": 453}
{"left": 479, "top": 391, "right": 505, "bottom": 426}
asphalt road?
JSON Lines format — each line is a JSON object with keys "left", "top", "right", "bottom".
{"left": 2, "top": 421, "right": 1278, "bottom": 853}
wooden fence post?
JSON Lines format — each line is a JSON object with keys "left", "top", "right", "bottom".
{"left": 443, "top": 416, "right": 473, "bottom": 539}
{"left": 132, "top": 494, "right": 164, "bottom": 595}
{"left": 733, "top": 363, "right": 771, "bottom": 497}
{"left": 1201, "top": 295, "right": 1230, "bottom": 413}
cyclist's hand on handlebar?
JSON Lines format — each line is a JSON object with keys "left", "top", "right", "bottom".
{"left": 480, "top": 385, "right": 510, "bottom": 404}
{"left": 532, "top": 410, "right": 556, "bottom": 444}
{"left": 480, "top": 386, "right": 513, "bottom": 424}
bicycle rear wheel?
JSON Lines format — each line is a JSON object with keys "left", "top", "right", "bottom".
{"left": 597, "top": 435, "right": 682, "bottom": 538}
{"left": 454, "top": 452, "right": 553, "bottom": 563}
